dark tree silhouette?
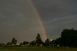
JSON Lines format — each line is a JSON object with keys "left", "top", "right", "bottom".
{"left": 61, "top": 29, "right": 77, "bottom": 47}
{"left": 0, "top": 43, "right": 5, "bottom": 47}
{"left": 36, "top": 33, "right": 43, "bottom": 46}
{"left": 11, "top": 37, "right": 17, "bottom": 45}
{"left": 7, "top": 42, "right": 12, "bottom": 46}
{"left": 20, "top": 43, "right": 23, "bottom": 46}
{"left": 23, "top": 41, "right": 29, "bottom": 46}
{"left": 45, "top": 38, "right": 50, "bottom": 46}
{"left": 55, "top": 28, "right": 77, "bottom": 47}
{"left": 30, "top": 40, "right": 36, "bottom": 46}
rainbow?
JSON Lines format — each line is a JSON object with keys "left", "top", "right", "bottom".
{"left": 29, "top": 0, "right": 48, "bottom": 40}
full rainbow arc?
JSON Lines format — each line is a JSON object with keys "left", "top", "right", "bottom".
{"left": 29, "top": 0, "right": 48, "bottom": 40}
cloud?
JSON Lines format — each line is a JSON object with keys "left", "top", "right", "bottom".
{"left": 32, "top": 0, "right": 77, "bottom": 39}
{"left": 0, "top": 0, "right": 44, "bottom": 43}
{"left": 0, "top": 0, "right": 77, "bottom": 42}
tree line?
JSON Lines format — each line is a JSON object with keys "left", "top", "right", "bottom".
{"left": 0, "top": 28, "right": 77, "bottom": 47}
{"left": 55, "top": 28, "right": 77, "bottom": 47}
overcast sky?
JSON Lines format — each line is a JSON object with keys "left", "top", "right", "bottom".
{"left": 32, "top": 0, "right": 77, "bottom": 39}
{"left": 0, "top": 0, "right": 77, "bottom": 43}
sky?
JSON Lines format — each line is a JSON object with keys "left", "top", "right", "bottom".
{"left": 0, "top": 0, "right": 77, "bottom": 43}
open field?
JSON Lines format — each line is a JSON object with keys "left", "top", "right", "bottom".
{"left": 0, "top": 46, "right": 77, "bottom": 51}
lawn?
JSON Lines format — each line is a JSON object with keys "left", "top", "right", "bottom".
{"left": 0, "top": 46, "right": 77, "bottom": 51}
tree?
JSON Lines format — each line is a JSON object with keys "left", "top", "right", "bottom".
{"left": 23, "top": 41, "right": 29, "bottom": 46}
{"left": 30, "top": 40, "right": 36, "bottom": 46}
{"left": 45, "top": 38, "right": 50, "bottom": 46}
{"left": 20, "top": 43, "right": 23, "bottom": 46}
{"left": 50, "top": 40, "right": 55, "bottom": 46}
{"left": 36, "top": 33, "right": 43, "bottom": 46}
{"left": 0, "top": 43, "right": 5, "bottom": 47}
{"left": 54, "top": 38, "right": 61, "bottom": 46}
{"left": 61, "top": 29, "right": 75, "bottom": 46}
{"left": 7, "top": 42, "right": 12, "bottom": 46}
{"left": 55, "top": 28, "right": 77, "bottom": 47}
{"left": 11, "top": 37, "right": 17, "bottom": 45}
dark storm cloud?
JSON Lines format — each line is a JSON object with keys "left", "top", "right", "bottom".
{"left": 0, "top": 0, "right": 44, "bottom": 43}
{"left": 0, "top": 0, "right": 77, "bottom": 43}
{"left": 32, "top": 0, "right": 77, "bottom": 39}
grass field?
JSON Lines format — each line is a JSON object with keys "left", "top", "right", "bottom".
{"left": 0, "top": 46, "right": 77, "bottom": 51}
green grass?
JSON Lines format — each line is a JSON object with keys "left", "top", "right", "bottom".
{"left": 0, "top": 46, "right": 77, "bottom": 51}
